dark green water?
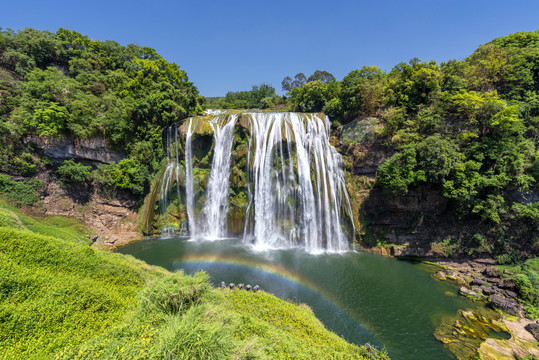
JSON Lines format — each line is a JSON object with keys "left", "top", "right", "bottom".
{"left": 117, "top": 237, "right": 482, "bottom": 360}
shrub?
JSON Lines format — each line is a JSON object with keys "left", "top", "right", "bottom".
{"left": 139, "top": 270, "right": 211, "bottom": 316}
{"left": 0, "top": 174, "right": 43, "bottom": 206}
{"left": 56, "top": 159, "right": 92, "bottom": 183}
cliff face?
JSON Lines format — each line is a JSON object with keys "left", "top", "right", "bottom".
{"left": 339, "top": 117, "right": 538, "bottom": 257}
{"left": 26, "top": 136, "right": 125, "bottom": 164}
{"left": 34, "top": 170, "right": 140, "bottom": 247}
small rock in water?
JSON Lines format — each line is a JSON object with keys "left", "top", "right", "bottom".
{"left": 246, "top": 284, "right": 252, "bottom": 292}
{"left": 253, "top": 285, "right": 260, "bottom": 292}
{"left": 238, "top": 283, "right": 244, "bottom": 290}
{"left": 459, "top": 286, "right": 479, "bottom": 298}
{"left": 435, "top": 271, "right": 446, "bottom": 280}
{"left": 229, "top": 283, "right": 235, "bottom": 290}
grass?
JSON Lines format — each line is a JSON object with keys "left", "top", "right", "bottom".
{"left": 0, "top": 202, "right": 389, "bottom": 359}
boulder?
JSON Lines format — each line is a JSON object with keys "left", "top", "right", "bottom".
{"left": 505, "top": 290, "right": 518, "bottom": 299}
{"left": 489, "top": 295, "right": 519, "bottom": 316}
{"left": 483, "top": 266, "right": 501, "bottom": 277}
{"left": 525, "top": 323, "right": 539, "bottom": 341}
{"left": 499, "top": 278, "right": 517, "bottom": 290}
{"left": 459, "top": 286, "right": 479, "bottom": 298}
{"left": 481, "top": 286, "right": 497, "bottom": 295}
{"left": 471, "top": 278, "right": 484, "bottom": 286}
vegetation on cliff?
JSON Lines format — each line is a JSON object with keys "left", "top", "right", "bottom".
{"left": 0, "top": 27, "right": 203, "bottom": 195}
{"left": 0, "top": 201, "right": 387, "bottom": 359}
{"left": 283, "top": 31, "right": 539, "bottom": 262}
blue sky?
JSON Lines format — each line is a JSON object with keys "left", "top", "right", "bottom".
{"left": 2, "top": 0, "right": 538, "bottom": 96}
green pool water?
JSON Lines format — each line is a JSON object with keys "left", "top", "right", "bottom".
{"left": 117, "top": 237, "right": 487, "bottom": 360}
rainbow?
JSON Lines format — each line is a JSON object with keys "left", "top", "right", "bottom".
{"left": 175, "top": 253, "right": 377, "bottom": 342}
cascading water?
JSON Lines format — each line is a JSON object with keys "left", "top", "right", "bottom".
{"left": 144, "top": 111, "right": 354, "bottom": 252}
{"left": 184, "top": 117, "right": 197, "bottom": 236}
{"left": 243, "top": 112, "right": 353, "bottom": 252}
{"left": 198, "top": 113, "right": 238, "bottom": 238}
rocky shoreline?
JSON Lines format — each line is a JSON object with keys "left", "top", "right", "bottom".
{"left": 361, "top": 245, "right": 539, "bottom": 359}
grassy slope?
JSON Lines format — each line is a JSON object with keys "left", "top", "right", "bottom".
{"left": 0, "top": 202, "right": 388, "bottom": 360}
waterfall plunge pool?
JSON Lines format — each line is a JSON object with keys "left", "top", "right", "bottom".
{"left": 117, "top": 237, "right": 487, "bottom": 360}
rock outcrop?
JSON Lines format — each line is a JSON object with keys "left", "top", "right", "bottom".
{"left": 27, "top": 136, "right": 124, "bottom": 164}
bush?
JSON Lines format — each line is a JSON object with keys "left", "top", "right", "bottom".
{"left": 56, "top": 159, "right": 92, "bottom": 183}
{"left": 139, "top": 270, "right": 211, "bottom": 316}
{"left": 0, "top": 174, "right": 43, "bottom": 206}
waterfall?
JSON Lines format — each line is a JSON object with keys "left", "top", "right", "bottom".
{"left": 144, "top": 111, "right": 354, "bottom": 252}
{"left": 185, "top": 117, "right": 197, "bottom": 236}
{"left": 198, "top": 113, "right": 238, "bottom": 238}
{"left": 243, "top": 113, "right": 352, "bottom": 252}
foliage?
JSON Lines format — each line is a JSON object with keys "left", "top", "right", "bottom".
{"left": 0, "top": 27, "right": 202, "bottom": 195}
{"left": 376, "top": 144, "right": 425, "bottom": 195}
{"left": 210, "top": 83, "right": 284, "bottom": 109}
{"left": 281, "top": 70, "right": 335, "bottom": 92}
{"left": 0, "top": 174, "right": 43, "bottom": 206}
{"left": 57, "top": 159, "right": 92, "bottom": 183}
{"left": 288, "top": 80, "right": 340, "bottom": 112}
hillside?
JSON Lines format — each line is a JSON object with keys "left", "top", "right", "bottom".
{"left": 0, "top": 201, "right": 387, "bottom": 359}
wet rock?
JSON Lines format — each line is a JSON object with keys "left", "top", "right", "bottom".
{"left": 486, "top": 277, "right": 500, "bottom": 284}
{"left": 246, "top": 284, "right": 252, "bottom": 292}
{"left": 525, "top": 323, "right": 539, "bottom": 341}
{"left": 481, "top": 286, "right": 496, "bottom": 295}
{"left": 229, "top": 283, "right": 235, "bottom": 290}
{"left": 505, "top": 290, "right": 518, "bottom": 299}
{"left": 471, "top": 277, "right": 484, "bottom": 286}
{"left": 459, "top": 286, "right": 479, "bottom": 298}
{"left": 483, "top": 267, "right": 501, "bottom": 277}
{"left": 434, "top": 271, "right": 447, "bottom": 280}
{"left": 503, "top": 269, "right": 514, "bottom": 275}
{"left": 364, "top": 343, "right": 376, "bottom": 354}
{"left": 489, "top": 295, "right": 519, "bottom": 316}
{"left": 253, "top": 285, "right": 260, "bottom": 292}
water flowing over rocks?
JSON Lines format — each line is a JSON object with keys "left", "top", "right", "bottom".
{"left": 144, "top": 111, "right": 354, "bottom": 252}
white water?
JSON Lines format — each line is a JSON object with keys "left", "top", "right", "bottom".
{"left": 185, "top": 117, "right": 197, "bottom": 236}
{"left": 198, "top": 113, "right": 238, "bottom": 238}
{"left": 149, "top": 112, "right": 353, "bottom": 252}
{"left": 243, "top": 113, "right": 353, "bottom": 252}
